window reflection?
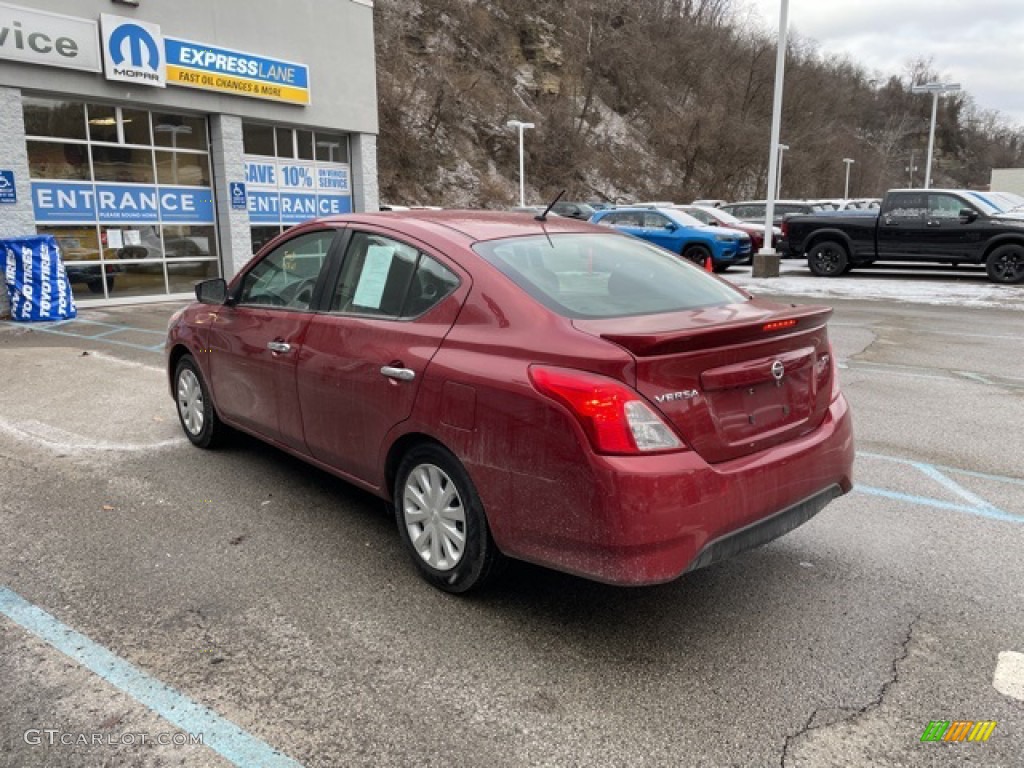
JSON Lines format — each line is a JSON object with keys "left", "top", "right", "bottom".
{"left": 155, "top": 151, "right": 209, "bottom": 186}
{"left": 91, "top": 145, "right": 155, "bottom": 183}
{"left": 243, "top": 123, "right": 274, "bottom": 156}
{"left": 87, "top": 104, "right": 118, "bottom": 143}
{"left": 153, "top": 114, "right": 208, "bottom": 151}
{"left": 27, "top": 141, "right": 89, "bottom": 180}
{"left": 23, "top": 96, "right": 86, "bottom": 139}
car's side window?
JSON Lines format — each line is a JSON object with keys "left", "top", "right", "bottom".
{"left": 886, "top": 193, "right": 928, "bottom": 219}
{"left": 329, "top": 232, "right": 458, "bottom": 318}
{"left": 642, "top": 212, "right": 671, "bottom": 228}
{"left": 929, "top": 194, "right": 970, "bottom": 219}
{"left": 237, "top": 230, "right": 335, "bottom": 309}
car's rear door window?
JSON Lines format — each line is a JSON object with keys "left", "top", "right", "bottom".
{"left": 329, "top": 231, "right": 459, "bottom": 318}
{"left": 475, "top": 233, "right": 745, "bottom": 318}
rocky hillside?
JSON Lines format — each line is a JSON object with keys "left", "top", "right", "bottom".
{"left": 374, "top": 0, "right": 1024, "bottom": 208}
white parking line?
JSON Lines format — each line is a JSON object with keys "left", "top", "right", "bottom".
{"left": 993, "top": 652, "right": 1024, "bottom": 701}
{"left": 0, "top": 419, "right": 184, "bottom": 454}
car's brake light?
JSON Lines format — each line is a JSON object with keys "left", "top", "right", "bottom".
{"left": 529, "top": 366, "right": 685, "bottom": 455}
{"left": 780, "top": 218, "right": 790, "bottom": 237}
{"left": 763, "top": 319, "right": 798, "bottom": 332}
{"left": 828, "top": 341, "right": 841, "bottom": 401}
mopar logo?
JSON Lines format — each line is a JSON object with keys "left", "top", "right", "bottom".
{"left": 100, "top": 14, "right": 165, "bottom": 87}
{"left": 108, "top": 23, "right": 159, "bottom": 71}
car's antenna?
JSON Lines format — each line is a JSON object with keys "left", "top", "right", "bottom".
{"left": 535, "top": 190, "right": 566, "bottom": 222}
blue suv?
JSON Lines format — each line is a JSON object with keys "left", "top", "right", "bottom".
{"left": 590, "top": 207, "right": 751, "bottom": 271}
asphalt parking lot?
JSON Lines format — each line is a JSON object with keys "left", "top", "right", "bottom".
{"left": 1, "top": 263, "right": 1023, "bottom": 767}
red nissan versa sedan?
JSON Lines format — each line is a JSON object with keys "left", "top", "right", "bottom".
{"left": 166, "top": 211, "right": 854, "bottom": 593}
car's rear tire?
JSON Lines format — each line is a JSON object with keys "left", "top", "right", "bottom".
{"left": 807, "top": 240, "right": 849, "bottom": 277}
{"left": 985, "top": 244, "right": 1024, "bottom": 284}
{"left": 683, "top": 244, "right": 712, "bottom": 268}
{"left": 394, "top": 443, "right": 505, "bottom": 593}
{"left": 174, "top": 355, "right": 224, "bottom": 449}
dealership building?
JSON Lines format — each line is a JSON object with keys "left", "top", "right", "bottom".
{"left": 0, "top": 0, "right": 378, "bottom": 305}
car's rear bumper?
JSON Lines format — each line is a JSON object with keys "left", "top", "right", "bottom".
{"left": 490, "top": 394, "right": 854, "bottom": 586}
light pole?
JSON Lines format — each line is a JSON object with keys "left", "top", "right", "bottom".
{"left": 775, "top": 143, "right": 790, "bottom": 199}
{"left": 911, "top": 82, "right": 960, "bottom": 189}
{"left": 755, "top": 0, "right": 790, "bottom": 278}
{"left": 316, "top": 140, "right": 340, "bottom": 162}
{"left": 154, "top": 124, "right": 193, "bottom": 185}
{"left": 905, "top": 150, "right": 919, "bottom": 187}
{"left": 506, "top": 119, "right": 535, "bottom": 207}
{"left": 843, "top": 158, "right": 855, "bottom": 198}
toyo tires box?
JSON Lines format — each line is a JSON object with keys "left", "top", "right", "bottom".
{"left": 2, "top": 234, "right": 77, "bottom": 322}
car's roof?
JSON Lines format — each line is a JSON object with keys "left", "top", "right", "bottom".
{"left": 307, "top": 209, "right": 599, "bottom": 244}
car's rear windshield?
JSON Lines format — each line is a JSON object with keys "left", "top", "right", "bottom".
{"left": 473, "top": 233, "right": 747, "bottom": 319}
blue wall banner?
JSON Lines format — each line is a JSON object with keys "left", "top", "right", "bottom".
{"left": 243, "top": 157, "right": 350, "bottom": 224}
{"left": 31, "top": 181, "right": 215, "bottom": 224}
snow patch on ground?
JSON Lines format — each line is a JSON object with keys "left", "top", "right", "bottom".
{"left": 725, "top": 264, "right": 1024, "bottom": 311}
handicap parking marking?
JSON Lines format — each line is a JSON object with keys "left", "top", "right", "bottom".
{"left": 0, "top": 587, "right": 304, "bottom": 768}
{"left": 2, "top": 317, "right": 165, "bottom": 354}
{"left": 854, "top": 451, "right": 1024, "bottom": 524}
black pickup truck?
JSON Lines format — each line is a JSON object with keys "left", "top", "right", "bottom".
{"left": 781, "top": 188, "right": 1024, "bottom": 284}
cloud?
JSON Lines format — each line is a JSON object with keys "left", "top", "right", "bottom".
{"left": 741, "top": 0, "right": 1024, "bottom": 125}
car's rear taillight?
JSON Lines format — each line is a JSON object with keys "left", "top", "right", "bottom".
{"left": 780, "top": 218, "right": 790, "bottom": 237}
{"left": 529, "top": 366, "right": 686, "bottom": 455}
{"left": 828, "top": 341, "right": 841, "bottom": 401}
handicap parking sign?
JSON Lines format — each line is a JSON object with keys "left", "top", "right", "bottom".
{"left": 0, "top": 170, "right": 16, "bottom": 204}
{"left": 230, "top": 182, "right": 247, "bottom": 210}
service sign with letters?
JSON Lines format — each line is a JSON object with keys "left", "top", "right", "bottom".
{"left": 244, "top": 156, "right": 350, "bottom": 224}
{"left": 165, "top": 37, "right": 310, "bottom": 105}
{"left": 0, "top": 2, "right": 100, "bottom": 72}
{"left": 31, "top": 181, "right": 214, "bottom": 224}
{"left": 100, "top": 13, "right": 166, "bottom": 87}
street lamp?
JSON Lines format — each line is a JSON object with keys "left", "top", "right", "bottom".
{"left": 506, "top": 119, "right": 535, "bottom": 207}
{"left": 905, "top": 150, "right": 919, "bottom": 187}
{"left": 775, "top": 143, "right": 790, "bottom": 199}
{"left": 843, "top": 158, "right": 855, "bottom": 198}
{"left": 316, "top": 140, "right": 340, "bottom": 163}
{"left": 911, "top": 81, "right": 961, "bottom": 189}
{"left": 755, "top": 0, "right": 790, "bottom": 277}
{"left": 154, "top": 124, "right": 193, "bottom": 185}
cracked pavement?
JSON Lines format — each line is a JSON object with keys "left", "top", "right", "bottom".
{"left": 1, "top": 296, "right": 1023, "bottom": 767}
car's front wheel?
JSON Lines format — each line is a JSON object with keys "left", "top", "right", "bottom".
{"left": 807, "top": 240, "right": 849, "bottom": 277}
{"left": 174, "top": 355, "right": 224, "bottom": 448}
{"left": 394, "top": 443, "right": 505, "bottom": 593}
{"left": 986, "top": 244, "right": 1024, "bottom": 284}
{"left": 682, "top": 244, "right": 712, "bottom": 269}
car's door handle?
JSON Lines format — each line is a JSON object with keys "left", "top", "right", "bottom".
{"left": 380, "top": 365, "right": 415, "bottom": 382}
{"left": 267, "top": 341, "right": 292, "bottom": 354}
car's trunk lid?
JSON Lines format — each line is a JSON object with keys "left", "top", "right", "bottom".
{"left": 573, "top": 300, "right": 835, "bottom": 463}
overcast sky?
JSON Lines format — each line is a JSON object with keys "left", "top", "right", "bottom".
{"left": 740, "top": 1, "right": 1024, "bottom": 127}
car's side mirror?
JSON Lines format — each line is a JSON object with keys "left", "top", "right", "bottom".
{"left": 195, "top": 278, "right": 228, "bottom": 305}
{"left": 707, "top": 220, "right": 719, "bottom": 226}
{"left": 960, "top": 209, "right": 979, "bottom": 223}
{"left": 665, "top": 223, "right": 678, "bottom": 231}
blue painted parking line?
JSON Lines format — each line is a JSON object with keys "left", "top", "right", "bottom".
{"left": 2, "top": 320, "right": 164, "bottom": 354}
{"left": 855, "top": 451, "right": 1023, "bottom": 523}
{"left": 0, "top": 587, "right": 303, "bottom": 768}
